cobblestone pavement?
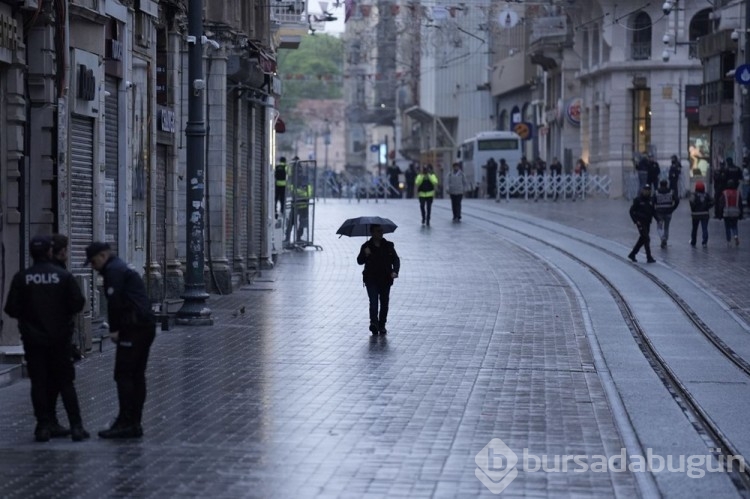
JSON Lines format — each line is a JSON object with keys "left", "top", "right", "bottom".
{"left": 3, "top": 195, "right": 746, "bottom": 498}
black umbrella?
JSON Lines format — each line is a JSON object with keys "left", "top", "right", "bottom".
{"left": 336, "top": 216, "right": 398, "bottom": 237}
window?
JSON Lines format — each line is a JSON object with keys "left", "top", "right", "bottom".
{"left": 592, "top": 25, "right": 600, "bottom": 66}
{"left": 478, "top": 139, "right": 520, "bottom": 151}
{"left": 582, "top": 29, "right": 589, "bottom": 69}
{"left": 632, "top": 89, "right": 651, "bottom": 153}
{"left": 630, "top": 12, "right": 652, "bottom": 60}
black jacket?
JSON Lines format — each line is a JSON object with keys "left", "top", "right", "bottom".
{"left": 100, "top": 256, "right": 155, "bottom": 333}
{"left": 630, "top": 195, "right": 656, "bottom": 225}
{"left": 653, "top": 187, "right": 679, "bottom": 215}
{"left": 357, "top": 238, "right": 400, "bottom": 285}
{"left": 4, "top": 260, "right": 85, "bottom": 347}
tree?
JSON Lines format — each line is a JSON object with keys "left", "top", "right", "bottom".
{"left": 277, "top": 34, "right": 343, "bottom": 153}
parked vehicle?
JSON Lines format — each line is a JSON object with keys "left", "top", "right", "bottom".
{"left": 457, "top": 131, "right": 523, "bottom": 194}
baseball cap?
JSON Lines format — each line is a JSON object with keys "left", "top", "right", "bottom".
{"left": 29, "top": 235, "right": 52, "bottom": 258}
{"left": 84, "top": 242, "right": 111, "bottom": 264}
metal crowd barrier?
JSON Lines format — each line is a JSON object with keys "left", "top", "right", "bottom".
{"left": 495, "top": 173, "right": 612, "bottom": 202}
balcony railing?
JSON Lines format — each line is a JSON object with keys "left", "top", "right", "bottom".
{"left": 271, "top": 0, "right": 306, "bottom": 24}
{"left": 631, "top": 42, "right": 651, "bottom": 61}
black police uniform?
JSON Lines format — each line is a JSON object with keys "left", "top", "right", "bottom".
{"left": 99, "top": 254, "right": 156, "bottom": 438}
{"left": 628, "top": 190, "right": 657, "bottom": 262}
{"left": 4, "top": 256, "right": 86, "bottom": 440}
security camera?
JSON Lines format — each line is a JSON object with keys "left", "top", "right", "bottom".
{"left": 192, "top": 79, "right": 206, "bottom": 91}
{"left": 201, "top": 36, "right": 220, "bottom": 49}
{"left": 662, "top": 34, "right": 670, "bottom": 44}
{"left": 662, "top": 1, "right": 672, "bottom": 15}
{"left": 732, "top": 30, "right": 739, "bottom": 42}
{"left": 125, "top": 80, "right": 134, "bottom": 89}
{"left": 661, "top": 49, "right": 670, "bottom": 62}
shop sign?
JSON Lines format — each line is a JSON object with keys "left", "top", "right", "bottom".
{"left": 566, "top": 97, "right": 582, "bottom": 126}
{"left": 77, "top": 64, "right": 96, "bottom": 101}
{"left": 158, "top": 108, "right": 175, "bottom": 133}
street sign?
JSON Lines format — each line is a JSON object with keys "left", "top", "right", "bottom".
{"left": 370, "top": 144, "right": 379, "bottom": 152}
{"left": 735, "top": 64, "right": 750, "bottom": 86}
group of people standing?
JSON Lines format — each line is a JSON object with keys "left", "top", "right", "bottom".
{"left": 4, "top": 236, "right": 156, "bottom": 442}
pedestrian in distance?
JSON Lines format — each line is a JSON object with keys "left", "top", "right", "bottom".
{"left": 498, "top": 158, "right": 509, "bottom": 197}
{"left": 742, "top": 157, "right": 750, "bottom": 209}
{"left": 689, "top": 181, "right": 713, "bottom": 247}
{"left": 4, "top": 235, "right": 89, "bottom": 442}
{"left": 653, "top": 179, "right": 679, "bottom": 248}
{"left": 713, "top": 161, "right": 727, "bottom": 218}
{"left": 636, "top": 154, "right": 650, "bottom": 190}
{"left": 628, "top": 184, "right": 657, "bottom": 263}
{"left": 549, "top": 157, "right": 562, "bottom": 201}
{"left": 484, "top": 157, "right": 498, "bottom": 198}
{"left": 668, "top": 155, "right": 682, "bottom": 195}
{"left": 415, "top": 164, "right": 438, "bottom": 227}
{"left": 647, "top": 154, "right": 661, "bottom": 191}
{"left": 717, "top": 179, "right": 743, "bottom": 247}
{"left": 386, "top": 161, "right": 402, "bottom": 198}
{"left": 447, "top": 162, "right": 469, "bottom": 222}
{"left": 405, "top": 163, "right": 417, "bottom": 199}
{"left": 85, "top": 242, "right": 156, "bottom": 439}
{"left": 356, "top": 225, "right": 400, "bottom": 335}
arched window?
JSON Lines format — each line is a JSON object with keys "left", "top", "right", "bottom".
{"left": 630, "top": 12, "right": 652, "bottom": 60}
{"left": 689, "top": 9, "right": 712, "bottom": 58}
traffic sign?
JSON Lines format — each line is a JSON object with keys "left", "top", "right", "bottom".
{"left": 370, "top": 145, "right": 379, "bottom": 152}
{"left": 735, "top": 64, "right": 750, "bottom": 86}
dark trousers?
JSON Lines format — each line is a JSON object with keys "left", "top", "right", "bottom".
{"left": 25, "top": 343, "right": 82, "bottom": 428}
{"left": 275, "top": 185, "right": 286, "bottom": 215}
{"left": 365, "top": 282, "right": 391, "bottom": 326}
{"left": 419, "top": 197, "right": 433, "bottom": 223}
{"left": 114, "top": 326, "right": 155, "bottom": 426}
{"left": 450, "top": 194, "right": 463, "bottom": 219}
{"left": 691, "top": 217, "right": 709, "bottom": 245}
{"left": 406, "top": 183, "right": 415, "bottom": 199}
{"left": 724, "top": 218, "right": 739, "bottom": 241}
{"left": 630, "top": 223, "right": 653, "bottom": 258}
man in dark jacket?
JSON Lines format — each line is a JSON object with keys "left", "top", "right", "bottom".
{"left": 485, "top": 157, "right": 498, "bottom": 198}
{"left": 356, "top": 225, "right": 400, "bottom": 334}
{"left": 404, "top": 163, "right": 417, "bottom": 199}
{"left": 628, "top": 185, "right": 657, "bottom": 263}
{"left": 689, "top": 181, "right": 714, "bottom": 247}
{"left": 647, "top": 155, "right": 661, "bottom": 190}
{"left": 4, "top": 235, "right": 89, "bottom": 442}
{"left": 274, "top": 157, "right": 288, "bottom": 217}
{"left": 86, "top": 242, "right": 156, "bottom": 439}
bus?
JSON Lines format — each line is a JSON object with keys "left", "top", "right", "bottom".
{"left": 457, "top": 131, "right": 523, "bottom": 196}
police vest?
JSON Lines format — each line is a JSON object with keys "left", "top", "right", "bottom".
{"left": 723, "top": 189, "right": 741, "bottom": 218}
{"left": 654, "top": 190, "right": 674, "bottom": 212}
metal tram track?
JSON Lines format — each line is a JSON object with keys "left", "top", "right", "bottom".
{"left": 463, "top": 206, "right": 750, "bottom": 495}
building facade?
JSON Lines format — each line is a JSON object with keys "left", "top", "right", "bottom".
{"left": 1, "top": 0, "right": 277, "bottom": 347}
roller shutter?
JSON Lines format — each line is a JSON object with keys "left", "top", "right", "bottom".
{"left": 225, "top": 92, "right": 235, "bottom": 268}
{"left": 70, "top": 116, "right": 95, "bottom": 270}
{"left": 239, "top": 99, "right": 248, "bottom": 263}
{"left": 104, "top": 77, "right": 119, "bottom": 250}
{"left": 155, "top": 144, "right": 168, "bottom": 296}
{"left": 250, "top": 104, "right": 264, "bottom": 263}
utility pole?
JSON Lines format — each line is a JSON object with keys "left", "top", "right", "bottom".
{"left": 177, "top": 0, "right": 213, "bottom": 326}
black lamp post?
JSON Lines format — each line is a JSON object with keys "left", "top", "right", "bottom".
{"left": 177, "top": 0, "right": 213, "bottom": 325}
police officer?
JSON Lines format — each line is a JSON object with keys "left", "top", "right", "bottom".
{"left": 85, "top": 242, "right": 156, "bottom": 439}
{"left": 628, "top": 185, "right": 657, "bottom": 263}
{"left": 274, "top": 156, "right": 288, "bottom": 217}
{"left": 4, "top": 235, "right": 89, "bottom": 442}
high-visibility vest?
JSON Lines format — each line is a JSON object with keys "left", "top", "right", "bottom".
{"left": 275, "top": 162, "right": 288, "bottom": 187}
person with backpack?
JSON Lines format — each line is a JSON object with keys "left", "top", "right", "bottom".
{"left": 717, "top": 178, "right": 743, "bottom": 246}
{"left": 653, "top": 179, "right": 679, "bottom": 248}
{"left": 415, "top": 164, "right": 439, "bottom": 226}
{"left": 689, "top": 181, "right": 714, "bottom": 247}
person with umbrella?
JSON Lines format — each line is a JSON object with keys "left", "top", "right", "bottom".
{"left": 356, "top": 224, "right": 400, "bottom": 335}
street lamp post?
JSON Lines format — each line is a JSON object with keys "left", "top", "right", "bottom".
{"left": 177, "top": 0, "right": 213, "bottom": 325}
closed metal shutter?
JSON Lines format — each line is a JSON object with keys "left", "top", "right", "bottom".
{"left": 251, "top": 104, "right": 264, "bottom": 262}
{"left": 155, "top": 145, "right": 168, "bottom": 287}
{"left": 70, "top": 115, "right": 95, "bottom": 305}
{"left": 104, "top": 77, "right": 119, "bottom": 250}
{"left": 225, "top": 92, "right": 235, "bottom": 267}
{"left": 239, "top": 99, "right": 248, "bottom": 262}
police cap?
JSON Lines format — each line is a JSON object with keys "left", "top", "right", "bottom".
{"left": 84, "top": 241, "right": 111, "bottom": 264}
{"left": 29, "top": 235, "right": 52, "bottom": 258}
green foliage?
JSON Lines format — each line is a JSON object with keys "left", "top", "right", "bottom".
{"left": 277, "top": 34, "right": 343, "bottom": 113}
